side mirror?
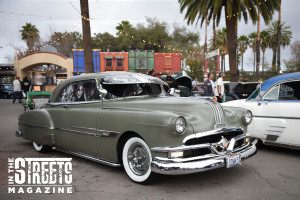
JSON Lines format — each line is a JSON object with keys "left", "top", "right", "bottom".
{"left": 99, "top": 89, "right": 108, "bottom": 100}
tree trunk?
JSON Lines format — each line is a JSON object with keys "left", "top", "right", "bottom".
{"left": 253, "top": 52, "right": 256, "bottom": 81}
{"left": 276, "top": 1, "right": 282, "bottom": 74}
{"left": 80, "top": 0, "right": 94, "bottom": 73}
{"left": 213, "top": 15, "right": 217, "bottom": 72}
{"left": 241, "top": 53, "right": 244, "bottom": 72}
{"left": 272, "top": 46, "right": 277, "bottom": 72}
{"left": 256, "top": 9, "right": 261, "bottom": 81}
{"left": 225, "top": 8, "right": 238, "bottom": 82}
{"left": 262, "top": 50, "right": 265, "bottom": 78}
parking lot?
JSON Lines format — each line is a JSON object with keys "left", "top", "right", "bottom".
{"left": 0, "top": 98, "right": 299, "bottom": 200}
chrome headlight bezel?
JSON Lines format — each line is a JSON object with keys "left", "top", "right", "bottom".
{"left": 242, "top": 110, "right": 253, "bottom": 125}
{"left": 174, "top": 116, "right": 187, "bottom": 135}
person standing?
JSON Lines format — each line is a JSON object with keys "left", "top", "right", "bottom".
{"left": 192, "top": 78, "right": 198, "bottom": 88}
{"left": 204, "top": 73, "right": 215, "bottom": 96}
{"left": 216, "top": 72, "right": 225, "bottom": 103}
{"left": 13, "top": 76, "right": 22, "bottom": 103}
{"left": 147, "top": 69, "right": 156, "bottom": 77}
{"left": 22, "top": 76, "right": 31, "bottom": 97}
{"left": 165, "top": 70, "right": 176, "bottom": 88}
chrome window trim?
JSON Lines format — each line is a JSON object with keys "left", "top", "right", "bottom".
{"left": 48, "top": 100, "right": 102, "bottom": 106}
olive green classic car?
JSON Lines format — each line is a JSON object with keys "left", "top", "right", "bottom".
{"left": 16, "top": 72, "right": 256, "bottom": 184}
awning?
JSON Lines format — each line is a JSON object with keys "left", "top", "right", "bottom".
{"left": 104, "top": 56, "right": 113, "bottom": 59}
{"left": 116, "top": 56, "right": 124, "bottom": 59}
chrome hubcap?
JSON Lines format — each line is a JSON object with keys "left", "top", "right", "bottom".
{"left": 127, "top": 143, "right": 149, "bottom": 176}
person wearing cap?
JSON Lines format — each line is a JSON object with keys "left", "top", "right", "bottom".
{"left": 13, "top": 76, "right": 23, "bottom": 103}
{"left": 216, "top": 72, "right": 225, "bottom": 103}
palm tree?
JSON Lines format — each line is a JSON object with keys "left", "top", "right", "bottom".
{"left": 248, "top": 32, "right": 257, "bottom": 78}
{"left": 80, "top": 0, "right": 94, "bottom": 73}
{"left": 276, "top": 0, "right": 282, "bottom": 73}
{"left": 256, "top": 8, "right": 261, "bottom": 81}
{"left": 116, "top": 21, "right": 133, "bottom": 36}
{"left": 238, "top": 35, "right": 249, "bottom": 72}
{"left": 178, "top": 0, "right": 280, "bottom": 82}
{"left": 267, "top": 21, "right": 292, "bottom": 73}
{"left": 20, "top": 23, "right": 40, "bottom": 50}
{"left": 260, "top": 30, "right": 270, "bottom": 77}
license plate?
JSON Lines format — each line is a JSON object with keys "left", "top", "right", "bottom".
{"left": 226, "top": 154, "right": 241, "bottom": 168}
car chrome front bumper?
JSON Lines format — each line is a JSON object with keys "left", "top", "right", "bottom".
{"left": 151, "top": 144, "right": 256, "bottom": 175}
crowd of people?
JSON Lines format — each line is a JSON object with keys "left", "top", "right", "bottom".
{"left": 202, "top": 72, "right": 225, "bottom": 103}
{"left": 12, "top": 76, "right": 31, "bottom": 103}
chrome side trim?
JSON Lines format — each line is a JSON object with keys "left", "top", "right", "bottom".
{"left": 56, "top": 147, "right": 121, "bottom": 167}
{"left": 18, "top": 123, "right": 55, "bottom": 130}
{"left": 253, "top": 115, "right": 300, "bottom": 120}
{"left": 97, "top": 130, "right": 120, "bottom": 138}
{"left": 47, "top": 100, "right": 102, "bottom": 106}
{"left": 72, "top": 126, "right": 97, "bottom": 131}
{"left": 56, "top": 127, "right": 97, "bottom": 137}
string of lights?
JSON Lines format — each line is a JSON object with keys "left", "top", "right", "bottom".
{"left": 0, "top": 10, "right": 78, "bottom": 20}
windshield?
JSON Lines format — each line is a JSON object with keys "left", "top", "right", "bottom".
{"left": 247, "top": 87, "right": 261, "bottom": 100}
{"left": 102, "top": 83, "right": 165, "bottom": 100}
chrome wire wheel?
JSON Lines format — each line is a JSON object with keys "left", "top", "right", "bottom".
{"left": 122, "top": 137, "right": 156, "bottom": 184}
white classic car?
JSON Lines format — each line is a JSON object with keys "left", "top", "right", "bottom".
{"left": 222, "top": 72, "right": 300, "bottom": 150}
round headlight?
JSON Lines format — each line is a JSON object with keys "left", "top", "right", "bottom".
{"left": 243, "top": 110, "right": 252, "bottom": 125}
{"left": 175, "top": 117, "right": 186, "bottom": 135}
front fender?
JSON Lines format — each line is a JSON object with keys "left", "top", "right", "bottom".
{"left": 222, "top": 106, "right": 249, "bottom": 132}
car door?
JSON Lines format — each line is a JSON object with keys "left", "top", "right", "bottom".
{"left": 254, "top": 80, "right": 300, "bottom": 147}
{"left": 48, "top": 79, "right": 101, "bottom": 157}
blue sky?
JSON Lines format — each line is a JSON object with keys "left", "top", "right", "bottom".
{"left": 0, "top": 0, "right": 299, "bottom": 71}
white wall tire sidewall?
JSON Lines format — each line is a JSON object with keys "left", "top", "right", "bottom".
{"left": 122, "top": 137, "right": 152, "bottom": 183}
{"left": 33, "top": 142, "right": 43, "bottom": 152}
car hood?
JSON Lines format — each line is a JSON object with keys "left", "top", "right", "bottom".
{"left": 103, "top": 96, "right": 219, "bottom": 133}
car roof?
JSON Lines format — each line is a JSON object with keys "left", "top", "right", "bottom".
{"left": 261, "top": 72, "right": 300, "bottom": 91}
{"left": 50, "top": 72, "right": 168, "bottom": 102}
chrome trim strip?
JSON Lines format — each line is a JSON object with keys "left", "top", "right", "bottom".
{"left": 253, "top": 115, "right": 300, "bottom": 120}
{"left": 269, "top": 126, "right": 286, "bottom": 128}
{"left": 266, "top": 130, "right": 281, "bottom": 133}
{"left": 151, "top": 144, "right": 211, "bottom": 152}
{"left": 48, "top": 100, "right": 102, "bottom": 106}
{"left": 72, "top": 126, "right": 97, "bottom": 131}
{"left": 56, "top": 147, "right": 121, "bottom": 167}
{"left": 56, "top": 127, "right": 97, "bottom": 137}
{"left": 18, "top": 123, "right": 55, "bottom": 130}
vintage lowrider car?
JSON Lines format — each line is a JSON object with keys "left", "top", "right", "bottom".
{"left": 16, "top": 72, "right": 256, "bottom": 184}
{"left": 222, "top": 72, "right": 300, "bottom": 150}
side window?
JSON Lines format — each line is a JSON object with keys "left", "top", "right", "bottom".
{"left": 278, "top": 81, "right": 299, "bottom": 100}
{"left": 57, "top": 80, "right": 100, "bottom": 102}
{"left": 263, "top": 85, "right": 279, "bottom": 100}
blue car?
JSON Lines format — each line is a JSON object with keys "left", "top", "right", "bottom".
{"left": 0, "top": 83, "right": 14, "bottom": 99}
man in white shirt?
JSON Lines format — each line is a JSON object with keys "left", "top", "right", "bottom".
{"left": 216, "top": 72, "right": 225, "bottom": 103}
{"left": 13, "top": 76, "right": 22, "bottom": 103}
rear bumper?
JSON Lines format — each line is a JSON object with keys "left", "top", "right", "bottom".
{"left": 151, "top": 144, "right": 256, "bottom": 175}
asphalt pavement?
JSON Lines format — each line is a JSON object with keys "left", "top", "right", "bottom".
{"left": 0, "top": 98, "right": 299, "bottom": 200}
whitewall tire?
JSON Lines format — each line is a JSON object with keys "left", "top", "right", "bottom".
{"left": 33, "top": 142, "right": 51, "bottom": 153}
{"left": 122, "top": 137, "right": 156, "bottom": 184}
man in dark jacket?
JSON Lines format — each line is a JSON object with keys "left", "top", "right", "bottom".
{"left": 204, "top": 73, "right": 215, "bottom": 96}
{"left": 22, "top": 77, "right": 31, "bottom": 98}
